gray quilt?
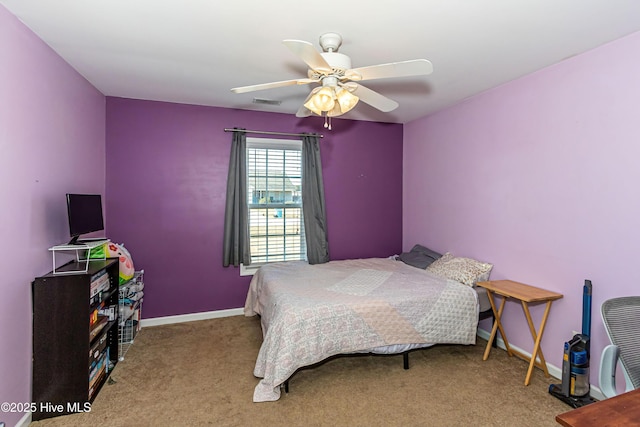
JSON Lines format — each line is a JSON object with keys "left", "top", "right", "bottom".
{"left": 244, "top": 258, "right": 479, "bottom": 402}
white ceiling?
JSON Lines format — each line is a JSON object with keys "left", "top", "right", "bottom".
{"left": 2, "top": 0, "right": 640, "bottom": 124}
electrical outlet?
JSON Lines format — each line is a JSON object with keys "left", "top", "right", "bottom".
{"left": 572, "top": 330, "right": 580, "bottom": 336}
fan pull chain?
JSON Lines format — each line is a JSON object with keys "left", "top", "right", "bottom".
{"left": 323, "top": 114, "right": 332, "bottom": 130}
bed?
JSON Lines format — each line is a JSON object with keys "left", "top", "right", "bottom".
{"left": 244, "top": 250, "right": 493, "bottom": 402}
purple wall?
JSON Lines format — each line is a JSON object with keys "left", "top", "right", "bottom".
{"left": 0, "top": 5, "right": 106, "bottom": 426}
{"left": 403, "top": 31, "right": 640, "bottom": 391}
{"left": 105, "top": 98, "right": 403, "bottom": 318}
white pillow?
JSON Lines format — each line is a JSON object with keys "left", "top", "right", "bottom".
{"left": 427, "top": 252, "right": 493, "bottom": 286}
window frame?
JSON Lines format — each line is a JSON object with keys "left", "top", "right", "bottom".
{"left": 241, "top": 137, "right": 306, "bottom": 276}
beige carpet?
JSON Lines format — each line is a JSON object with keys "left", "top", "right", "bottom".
{"left": 30, "top": 315, "right": 574, "bottom": 427}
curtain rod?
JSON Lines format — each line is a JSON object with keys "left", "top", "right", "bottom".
{"left": 224, "top": 128, "right": 323, "bottom": 138}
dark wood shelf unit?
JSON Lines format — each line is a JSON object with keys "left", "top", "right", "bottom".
{"left": 32, "top": 258, "right": 120, "bottom": 421}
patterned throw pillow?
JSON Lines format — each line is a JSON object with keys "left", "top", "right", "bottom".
{"left": 426, "top": 252, "right": 493, "bottom": 286}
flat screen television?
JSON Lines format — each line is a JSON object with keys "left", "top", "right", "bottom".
{"left": 66, "top": 193, "right": 105, "bottom": 244}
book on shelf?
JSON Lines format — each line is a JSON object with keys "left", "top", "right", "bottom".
{"left": 88, "top": 348, "right": 110, "bottom": 400}
{"left": 98, "top": 304, "right": 117, "bottom": 322}
{"left": 90, "top": 271, "right": 110, "bottom": 298}
{"left": 88, "top": 370, "right": 105, "bottom": 399}
{"left": 89, "top": 353, "right": 105, "bottom": 382}
{"left": 90, "top": 269, "right": 107, "bottom": 286}
{"left": 89, "top": 333, "right": 108, "bottom": 365}
{"left": 89, "top": 293, "right": 101, "bottom": 306}
{"left": 89, "top": 284, "right": 111, "bottom": 306}
{"left": 88, "top": 365, "right": 106, "bottom": 398}
{"left": 90, "top": 268, "right": 106, "bottom": 281}
{"left": 90, "top": 280, "right": 109, "bottom": 299}
{"left": 90, "top": 302, "right": 106, "bottom": 326}
{"left": 89, "top": 316, "right": 109, "bottom": 341}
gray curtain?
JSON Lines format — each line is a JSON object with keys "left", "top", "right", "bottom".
{"left": 222, "top": 129, "right": 251, "bottom": 267}
{"left": 301, "top": 134, "right": 330, "bottom": 264}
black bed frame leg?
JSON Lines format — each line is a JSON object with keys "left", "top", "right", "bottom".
{"left": 403, "top": 352, "right": 409, "bottom": 370}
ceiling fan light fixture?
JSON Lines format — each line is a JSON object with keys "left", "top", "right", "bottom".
{"left": 304, "top": 86, "right": 336, "bottom": 115}
{"left": 336, "top": 87, "right": 359, "bottom": 114}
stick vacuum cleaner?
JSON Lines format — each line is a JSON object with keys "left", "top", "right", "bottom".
{"left": 549, "top": 280, "right": 597, "bottom": 408}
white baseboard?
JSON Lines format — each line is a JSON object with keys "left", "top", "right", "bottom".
{"left": 13, "top": 412, "right": 31, "bottom": 427}
{"left": 476, "top": 327, "right": 605, "bottom": 401}
{"left": 139, "top": 307, "right": 244, "bottom": 328}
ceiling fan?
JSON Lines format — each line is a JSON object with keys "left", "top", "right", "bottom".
{"left": 231, "top": 33, "right": 433, "bottom": 128}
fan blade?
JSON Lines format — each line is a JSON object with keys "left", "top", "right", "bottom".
{"left": 345, "top": 59, "right": 433, "bottom": 82}
{"left": 283, "top": 40, "right": 332, "bottom": 73}
{"left": 231, "top": 78, "right": 315, "bottom": 94}
{"left": 350, "top": 84, "right": 399, "bottom": 112}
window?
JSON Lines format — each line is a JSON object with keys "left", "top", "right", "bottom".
{"left": 244, "top": 138, "right": 306, "bottom": 269}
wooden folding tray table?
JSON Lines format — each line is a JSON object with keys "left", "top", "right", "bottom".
{"left": 477, "top": 279, "right": 563, "bottom": 385}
